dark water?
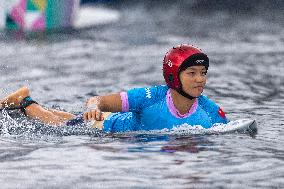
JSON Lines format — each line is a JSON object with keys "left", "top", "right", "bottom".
{"left": 0, "top": 1, "right": 284, "bottom": 188}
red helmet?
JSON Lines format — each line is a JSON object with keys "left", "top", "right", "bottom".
{"left": 163, "top": 44, "right": 209, "bottom": 90}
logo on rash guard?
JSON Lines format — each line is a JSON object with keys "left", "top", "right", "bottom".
{"left": 145, "top": 88, "right": 151, "bottom": 98}
{"left": 218, "top": 108, "right": 226, "bottom": 118}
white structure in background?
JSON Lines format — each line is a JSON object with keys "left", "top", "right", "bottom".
{"left": 0, "top": 0, "right": 119, "bottom": 31}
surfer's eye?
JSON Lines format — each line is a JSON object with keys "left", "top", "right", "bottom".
{"left": 202, "top": 71, "right": 207, "bottom": 76}
{"left": 187, "top": 72, "right": 195, "bottom": 76}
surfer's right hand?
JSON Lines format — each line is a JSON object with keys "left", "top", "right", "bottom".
{"left": 83, "top": 109, "right": 104, "bottom": 121}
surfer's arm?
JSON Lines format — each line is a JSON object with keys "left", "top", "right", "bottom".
{"left": 84, "top": 85, "right": 168, "bottom": 121}
{"left": 84, "top": 93, "right": 122, "bottom": 121}
{"left": 87, "top": 93, "right": 122, "bottom": 112}
{"left": 86, "top": 85, "right": 167, "bottom": 112}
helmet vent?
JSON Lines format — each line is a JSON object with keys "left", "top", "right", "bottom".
{"left": 168, "top": 74, "right": 174, "bottom": 82}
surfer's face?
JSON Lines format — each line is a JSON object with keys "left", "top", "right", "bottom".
{"left": 179, "top": 66, "right": 207, "bottom": 97}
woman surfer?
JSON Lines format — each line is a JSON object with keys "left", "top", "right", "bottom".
{"left": 0, "top": 44, "right": 228, "bottom": 132}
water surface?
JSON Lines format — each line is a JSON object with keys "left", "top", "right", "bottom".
{"left": 0, "top": 1, "right": 283, "bottom": 188}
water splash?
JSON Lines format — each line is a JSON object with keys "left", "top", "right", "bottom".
{"left": 0, "top": 109, "right": 22, "bottom": 137}
{"left": 0, "top": 109, "right": 105, "bottom": 139}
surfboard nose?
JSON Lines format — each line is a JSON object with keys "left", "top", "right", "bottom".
{"left": 246, "top": 119, "right": 257, "bottom": 135}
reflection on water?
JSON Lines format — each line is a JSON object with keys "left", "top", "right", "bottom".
{"left": 0, "top": 1, "right": 284, "bottom": 188}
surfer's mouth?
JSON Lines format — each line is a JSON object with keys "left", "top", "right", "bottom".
{"left": 194, "top": 86, "right": 204, "bottom": 90}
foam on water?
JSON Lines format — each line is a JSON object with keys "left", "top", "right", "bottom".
{"left": 0, "top": 109, "right": 106, "bottom": 141}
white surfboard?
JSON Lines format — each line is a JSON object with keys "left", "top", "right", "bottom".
{"left": 114, "top": 119, "right": 257, "bottom": 136}
{"left": 208, "top": 119, "right": 257, "bottom": 134}
{"left": 166, "top": 119, "right": 258, "bottom": 135}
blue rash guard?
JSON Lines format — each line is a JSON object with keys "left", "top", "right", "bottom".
{"left": 103, "top": 85, "right": 228, "bottom": 133}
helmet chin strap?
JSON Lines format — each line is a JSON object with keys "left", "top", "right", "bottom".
{"left": 177, "top": 88, "right": 197, "bottom": 100}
